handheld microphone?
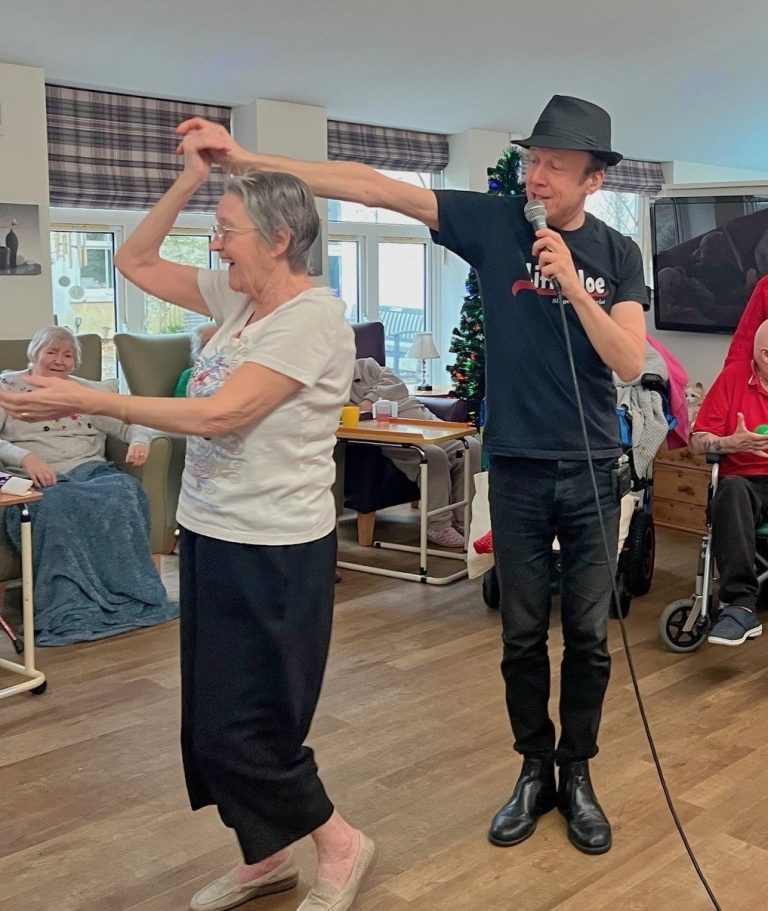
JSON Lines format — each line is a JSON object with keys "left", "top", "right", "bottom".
{"left": 524, "top": 200, "right": 561, "bottom": 293}
{"left": 523, "top": 199, "right": 548, "bottom": 233}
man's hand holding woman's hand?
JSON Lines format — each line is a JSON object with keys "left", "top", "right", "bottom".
{"left": 175, "top": 118, "right": 247, "bottom": 176}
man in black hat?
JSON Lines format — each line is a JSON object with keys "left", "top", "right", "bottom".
{"left": 176, "top": 94, "right": 647, "bottom": 855}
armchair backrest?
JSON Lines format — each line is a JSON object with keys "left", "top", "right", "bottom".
{"left": 351, "top": 321, "right": 385, "bottom": 365}
{"left": 114, "top": 324, "right": 383, "bottom": 394}
{"left": 0, "top": 333, "right": 102, "bottom": 380}
{"left": 114, "top": 332, "right": 192, "bottom": 397}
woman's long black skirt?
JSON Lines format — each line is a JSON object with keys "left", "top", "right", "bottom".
{"left": 179, "top": 527, "right": 337, "bottom": 863}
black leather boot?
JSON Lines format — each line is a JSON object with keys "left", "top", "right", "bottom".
{"left": 488, "top": 757, "right": 557, "bottom": 847}
{"left": 557, "top": 760, "right": 612, "bottom": 854}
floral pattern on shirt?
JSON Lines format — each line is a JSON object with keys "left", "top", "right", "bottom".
{"left": 182, "top": 336, "right": 250, "bottom": 505}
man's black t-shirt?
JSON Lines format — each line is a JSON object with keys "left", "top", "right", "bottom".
{"left": 431, "top": 191, "right": 647, "bottom": 459}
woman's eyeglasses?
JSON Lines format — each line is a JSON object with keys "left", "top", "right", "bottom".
{"left": 210, "top": 224, "right": 258, "bottom": 242}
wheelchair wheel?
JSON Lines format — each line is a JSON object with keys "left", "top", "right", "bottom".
{"left": 659, "top": 598, "right": 708, "bottom": 653}
{"left": 626, "top": 511, "right": 655, "bottom": 597}
{"left": 482, "top": 567, "right": 500, "bottom": 610}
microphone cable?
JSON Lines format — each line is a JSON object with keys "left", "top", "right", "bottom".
{"left": 555, "top": 289, "right": 723, "bottom": 911}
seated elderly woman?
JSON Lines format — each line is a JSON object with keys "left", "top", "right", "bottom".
{"left": 0, "top": 326, "right": 177, "bottom": 645}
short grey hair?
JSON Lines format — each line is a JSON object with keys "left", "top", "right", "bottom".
{"left": 224, "top": 172, "right": 320, "bottom": 273}
{"left": 27, "top": 326, "right": 81, "bottom": 369}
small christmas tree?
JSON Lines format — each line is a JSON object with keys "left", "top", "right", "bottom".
{"left": 445, "top": 147, "right": 524, "bottom": 423}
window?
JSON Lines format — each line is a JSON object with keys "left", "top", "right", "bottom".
{"left": 585, "top": 189, "right": 641, "bottom": 244}
{"left": 585, "top": 189, "right": 652, "bottom": 286}
{"left": 378, "top": 241, "right": 427, "bottom": 380}
{"left": 328, "top": 170, "right": 432, "bottom": 226}
{"left": 143, "top": 231, "right": 217, "bottom": 334}
{"left": 50, "top": 227, "right": 121, "bottom": 378}
{"left": 328, "top": 239, "right": 360, "bottom": 321}
{"left": 328, "top": 170, "right": 436, "bottom": 383}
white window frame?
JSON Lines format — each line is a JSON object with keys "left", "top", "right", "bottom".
{"left": 50, "top": 220, "right": 124, "bottom": 325}
{"left": 328, "top": 171, "right": 443, "bottom": 382}
{"left": 50, "top": 207, "right": 217, "bottom": 332}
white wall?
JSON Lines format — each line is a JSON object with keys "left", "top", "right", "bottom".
{"left": 645, "top": 318, "right": 731, "bottom": 388}
{"left": 0, "top": 63, "right": 53, "bottom": 336}
{"left": 232, "top": 99, "right": 328, "bottom": 283}
{"left": 665, "top": 160, "right": 768, "bottom": 185}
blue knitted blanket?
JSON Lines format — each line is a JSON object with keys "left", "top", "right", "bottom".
{"left": 5, "top": 461, "right": 178, "bottom": 646}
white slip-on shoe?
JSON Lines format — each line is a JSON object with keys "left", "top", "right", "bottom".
{"left": 190, "top": 857, "right": 299, "bottom": 911}
{"left": 296, "top": 833, "right": 376, "bottom": 911}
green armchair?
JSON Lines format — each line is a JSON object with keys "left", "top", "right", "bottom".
{"left": 0, "top": 335, "right": 176, "bottom": 601}
{"left": 113, "top": 332, "right": 193, "bottom": 539}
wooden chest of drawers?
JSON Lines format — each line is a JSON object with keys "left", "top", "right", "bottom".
{"left": 652, "top": 444, "right": 710, "bottom": 535}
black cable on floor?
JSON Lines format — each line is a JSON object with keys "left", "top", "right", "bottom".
{"left": 557, "top": 293, "right": 723, "bottom": 911}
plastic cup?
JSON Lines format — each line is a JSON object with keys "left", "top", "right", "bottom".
{"left": 340, "top": 405, "right": 360, "bottom": 428}
{"left": 373, "top": 400, "right": 392, "bottom": 423}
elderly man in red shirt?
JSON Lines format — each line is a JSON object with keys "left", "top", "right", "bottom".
{"left": 691, "top": 317, "right": 768, "bottom": 645}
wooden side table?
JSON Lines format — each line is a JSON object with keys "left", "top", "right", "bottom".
{"left": 336, "top": 418, "right": 477, "bottom": 584}
{"left": 652, "top": 443, "right": 710, "bottom": 535}
{"left": 0, "top": 489, "right": 46, "bottom": 700}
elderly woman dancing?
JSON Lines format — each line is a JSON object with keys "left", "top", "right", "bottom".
{"left": 0, "top": 127, "right": 375, "bottom": 911}
{"left": 0, "top": 326, "right": 176, "bottom": 645}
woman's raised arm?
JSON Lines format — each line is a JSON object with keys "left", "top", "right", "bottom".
{"left": 114, "top": 140, "right": 215, "bottom": 316}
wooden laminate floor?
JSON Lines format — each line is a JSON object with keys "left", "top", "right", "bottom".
{"left": 1, "top": 514, "right": 765, "bottom": 911}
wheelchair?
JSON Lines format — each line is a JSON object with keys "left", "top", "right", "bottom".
{"left": 659, "top": 455, "right": 768, "bottom": 652}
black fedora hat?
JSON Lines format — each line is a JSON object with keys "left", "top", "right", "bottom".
{"left": 516, "top": 95, "right": 622, "bottom": 167}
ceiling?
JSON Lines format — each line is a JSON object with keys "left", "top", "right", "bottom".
{"left": 2, "top": 0, "right": 766, "bottom": 173}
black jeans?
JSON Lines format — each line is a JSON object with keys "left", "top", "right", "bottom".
{"left": 711, "top": 475, "right": 768, "bottom": 611}
{"left": 489, "top": 456, "right": 619, "bottom": 764}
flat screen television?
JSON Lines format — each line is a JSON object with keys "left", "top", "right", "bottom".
{"left": 650, "top": 194, "right": 768, "bottom": 333}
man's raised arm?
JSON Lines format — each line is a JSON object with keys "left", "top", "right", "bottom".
{"left": 176, "top": 118, "right": 439, "bottom": 231}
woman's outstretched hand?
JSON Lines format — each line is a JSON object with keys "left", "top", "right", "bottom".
{"left": 0, "top": 375, "right": 92, "bottom": 422}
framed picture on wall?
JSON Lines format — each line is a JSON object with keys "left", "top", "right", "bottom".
{"left": 0, "top": 203, "right": 42, "bottom": 276}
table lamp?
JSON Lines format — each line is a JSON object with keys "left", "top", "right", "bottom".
{"left": 407, "top": 331, "right": 440, "bottom": 391}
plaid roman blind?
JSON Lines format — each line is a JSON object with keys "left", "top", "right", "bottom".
{"left": 602, "top": 159, "right": 663, "bottom": 195}
{"left": 46, "top": 85, "right": 231, "bottom": 212}
{"left": 518, "top": 151, "right": 663, "bottom": 195}
{"left": 328, "top": 120, "right": 448, "bottom": 173}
